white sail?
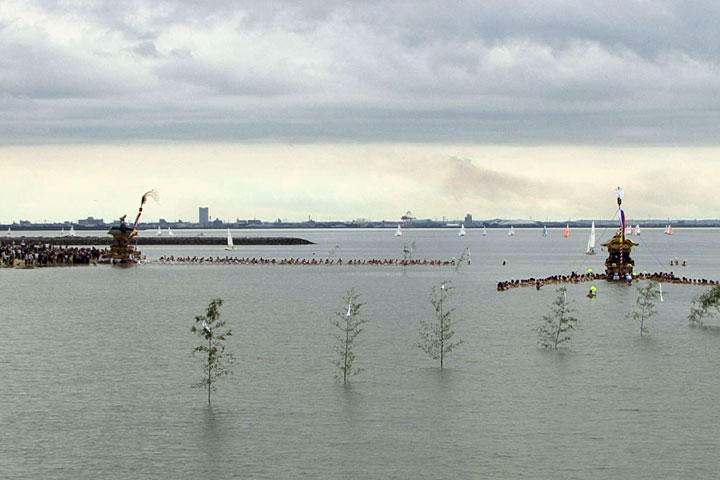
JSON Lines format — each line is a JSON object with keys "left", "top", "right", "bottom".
{"left": 6, "top": 227, "right": 11, "bottom": 237}
{"left": 458, "top": 224, "right": 466, "bottom": 237}
{"left": 508, "top": 226, "right": 515, "bottom": 236}
{"left": 542, "top": 225, "right": 548, "bottom": 237}
{"left": 586, "top": 222, "right": 596, "bottom": 255}
{"left": 69, "top": 225, "right": 76, "bottom": 237}
{"left": 157, "top": 226, "right": 162, "bottom": 236}
{"left": 225, "top": 229, "right": 234, "bottom": 250}
{"left": 394, "top": 225, "right": 402, "bottom": 237}
{"left": 61, "top": 227, "right": 65, "bottom": 236}
{"left": 482, "top": 225, "right": 487, "bottom": 236}
{"left": 168, "top": 227, "right": 174, "bottom": 237}
{"left": 636, "top": 224, "right": 641, "bottom": 235}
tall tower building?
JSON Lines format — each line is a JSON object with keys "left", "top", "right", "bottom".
{"left": 199, "top": 207, "right": 209, "bottom": 226}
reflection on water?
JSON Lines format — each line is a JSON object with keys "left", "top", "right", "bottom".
{"left": 2, "top": 228, "right": 720, "bottom": 479}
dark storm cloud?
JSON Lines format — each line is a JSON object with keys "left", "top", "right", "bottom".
{"left": 2, "top": 0, "right": 720, "bottom": 143}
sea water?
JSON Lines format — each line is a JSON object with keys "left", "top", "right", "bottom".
{"left": 2, "top": 228, "right": 719, "bottom": 479}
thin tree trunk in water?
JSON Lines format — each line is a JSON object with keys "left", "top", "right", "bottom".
{"left": 440, "top": 289, "right": 444, "bottom": 369}
{"left": 208, "top": 337, "right": 212, "bottom": 405}
{"left": 344, "top": 324, "right": 349, "bottom": 384}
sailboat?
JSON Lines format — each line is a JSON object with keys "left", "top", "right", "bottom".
{"left": 508, "top": 226, "right": 515, "bottom": 237}
{"left": 482, "top": 225, "right": 487, "bottom": 236}
{"left": 585, "top": 222, "right": 596, "bottom": 255}
{"left": 157, "top": 226, "right": 162, "bottom": 236}
{"left": 664, "top": 224, "right": 674, "bottom": 235}
{"left": 542, "top": 225, "right": 548, "bottom": 237}
{"left": 625, "top": 225, "right": 633, "bottom": 236}
{"left": 458, "top": 224, "right": 466, "bottom": 237}
{"left": 635, "top": 224, "right": 641, "bottom": 235}
{"left": 168, "top": 227, "right": 174, "bottom": 237}
{"left": 564, "top": 224, "right": 570, "bottom": 237}
{"left": 394, "top": 225, "right": 402, "bottom": 237}
{"left": 6, "top": 226, "right": 11, "bottom": 237}
{"left": 225, "top": 229, "right": 235, "bottom": 250}
{"left": 61, "top": 227, "right": 66, "bottom": 236}
{"left": 68, "top": 225, "right": 76, "bottom": 237}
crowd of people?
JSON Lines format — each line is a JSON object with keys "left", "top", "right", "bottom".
{"left": 157, "top": 255, "right": 464, "bottom": 266}
{"left": 497, "top": 270, "right": 718, "bottom": 291}
{"left": 1, "top": 241, "right": 107, "bottom": 268}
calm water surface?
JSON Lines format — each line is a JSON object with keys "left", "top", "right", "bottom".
{"left": 2, "top": 228, "right": 719, "bottom": 479}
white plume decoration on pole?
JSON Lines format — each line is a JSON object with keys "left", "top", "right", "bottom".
{"left": 133, "top": 189, "right": 160, "bottom": 229}
{"left": 615, "top": 186, "right": 624, "bottom": 207}
{"left": 202, "top": 320, "right": 211, "bottom": 334}
{"left": 346, "top": 302, "right": 352, "bottom": 317}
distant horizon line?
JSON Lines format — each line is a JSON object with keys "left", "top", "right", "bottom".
{"left": 3, "top": 218, "right": 720, "bottom": 230}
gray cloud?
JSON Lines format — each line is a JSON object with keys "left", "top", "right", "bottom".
{"left": 443, "top": 157, "right": 549, "bottom": 203}
{"left": 2, "top": 1, "right": 720, "bottom": 143}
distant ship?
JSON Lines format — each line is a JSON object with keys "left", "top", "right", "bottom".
{"left": 458, "top": 224, "right": 466, "bottom": 237}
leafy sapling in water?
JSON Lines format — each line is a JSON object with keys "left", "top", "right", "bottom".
{"left": 191, "top": 298, "right": 235, "bottom": 405}
{"left": 536, "top": 287, "right": 580, "bottom": 349}
{"left": 417, "top": 281, "right": 463, "bottom": 368}
{"left": 402, "top": 241, "right": 416, "bottom": 266}
{"left": 627, "top": 280, "right": 660, "bottom": 335}
{"left": 688, "top": 284, "right": 720, "bottom": 328}
{"left": 331, "top": 288, "right": 367, "bottom": 384}
{"left": 455, "top": 246, "right": 471, "bottom": 272}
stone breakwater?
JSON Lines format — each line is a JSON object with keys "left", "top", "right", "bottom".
{"left": 3, "top": 236, "right": 314, "bottom": 246}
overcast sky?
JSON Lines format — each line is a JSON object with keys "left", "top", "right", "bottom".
{"left": 1, "top": 1, "right": 719, "bottom": 222}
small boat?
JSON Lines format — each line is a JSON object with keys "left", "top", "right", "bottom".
{"left": 157, "top": 226, "right": 162, "bottom": 236}
{"left": 458, "top": 224, "right": 466, "bottom": 237}
{"left": 635, "top": 224, "right": 641, "bottom": 235}
{"left": 508, "top": 226, "right": 515, "bottom": 237}
{"left": 564, "top": 224, "right": 570, "bottom": 238}
{"left": 225, "top": 229, "right": 234, "bottom": 250}
{"left": 482, "top": 225, "right": 487, "bottom": 236}
{"left": 168, "top": 227, "right": 174, "bottom": 237}
{"left": 542, "top": 225, "right": 548, "bottom": 237}
{"left": 68, "top": 225, "right": 76, "bottom": 237}
{"left": 394, "top": 225, "right": 402, "bottom": 237}
{"left": 664, "top": 224, "right": 674, "bottom": 235}
{"left": 61, "top": 227, "right": 66, "bottom": 236}
{"left": 585, "top": 221, "right": 596, "bottom": 255}
{"left": 625, "top": 225, "right": 632, "bottom": 236}
{"left": 6, "top": 226, "right": 11, "bottom": 237}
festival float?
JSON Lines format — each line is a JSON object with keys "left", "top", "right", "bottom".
{"left": 102, "top": 190, "right": 158, "bottom": 264}
{"left": 602, "top": 187, "right": 638, "bottom": 281}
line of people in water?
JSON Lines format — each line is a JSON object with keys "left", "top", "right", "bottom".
{"left": 497, "top": 270, "right": 718, "bottom": 291}
{"left": 1, "top": 241, "right": 107, "bottom": 268}
{"left": 157, "top": 255, "right": 464, "bottom": 266}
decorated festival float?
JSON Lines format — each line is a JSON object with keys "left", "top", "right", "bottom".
{"left": 101, "top": 190, "right": 159, "bottom": 264}
{"left": 602, "top": 187, "right": 639, "bottom": 281}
